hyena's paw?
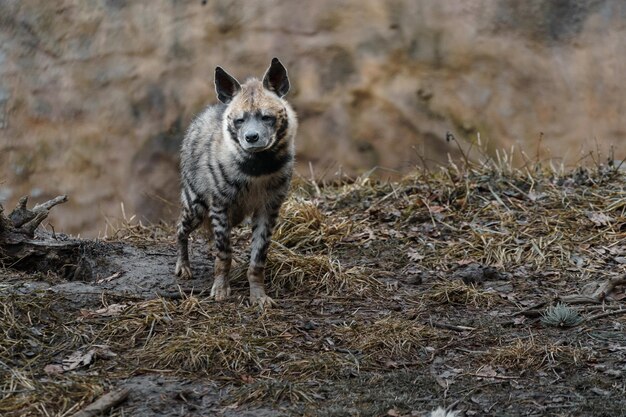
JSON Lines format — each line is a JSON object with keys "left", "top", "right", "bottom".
{"left": 249, "top": 287, "right": 277, "bottom": 309}
{"left": 175, "top": 259, "right": 193, "bottom": 279}
{"left": 210, "top": 278, "right": 231, "bottom": 301}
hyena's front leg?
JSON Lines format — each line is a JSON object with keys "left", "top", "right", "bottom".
{"left": 248, "top": 206, "right": 281, "bottom": 307}
{"left": 175, "top": 201, "right": 207, "bottom": 279}
{"left": 209, "top": 203, "right": 232, "bottom": 301}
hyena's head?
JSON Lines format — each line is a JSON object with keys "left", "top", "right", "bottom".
{"left": 215, "top": 58, "right": 294, "bottom": 153}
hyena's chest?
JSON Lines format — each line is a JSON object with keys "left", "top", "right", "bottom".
{"left": 227, "top": 177, "right": 276, "bottom": 225}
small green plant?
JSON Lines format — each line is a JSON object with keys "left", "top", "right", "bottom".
{"left": 541, "top": 303, "right": 583, "bottom": 328}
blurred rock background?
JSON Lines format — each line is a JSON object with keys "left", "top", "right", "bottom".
{"left": 1, "top": 0, "right": 624, "bottom": 236}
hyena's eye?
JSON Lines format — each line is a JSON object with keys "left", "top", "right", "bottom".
{"left": 261, "top": 115, "right": 276, "bottom": 125}
{"left": 234, "top": 118, "right": 245, "bottom": 127}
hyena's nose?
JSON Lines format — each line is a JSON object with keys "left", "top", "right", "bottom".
{"left": 245, "top": 132, "right": 260, "bottom": 143}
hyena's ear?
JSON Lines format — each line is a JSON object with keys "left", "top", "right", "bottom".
{"left": 262, "top": 57, "right": 290, "bottom": 97}
{"left": 215, "top": 66, "right": 241, "bottom": 104}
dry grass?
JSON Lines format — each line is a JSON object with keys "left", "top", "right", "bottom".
{"left": 395, "top": 153, "right": 626, "bottom": 274}
{"left": 337, "top": 316, "right": 437, "bottom": 364}
{"left": 101, "top": 202, "right": 175, "bottom": 243}
{"left": 2, "top": 146, "right": 625, "bottom": 414}
{"left": 138, "top": 300, "right": 289, "bottom": 374}
{"left": 272, "top": 196, "right": 366, "bottom": 298}
{"left": 273, "top": 198, "right": 326, "bottom": 251}
{"left": 487, "top": 338, "right": 587, "bottom": 371}
{"left": 0, "top": 294, "right": 105, "bottom": 417}
{"left": 428, "top": 280, "right": 497, "bottom": 307}
{"left": 279, "top": 351, "right": 359, "bottom": 380}
{"left": 231, "top": 379, "right": 316, "bottom": 405}
{"left": 93, "top": 295, "right": 361, "bottom": 381}
{"left": 266, "top": 243, "right": 380, "bottom": 297}
{"left": 0, "top": 375, "right": 104, "bottom": 417}
{"left": 0, "top": 292, "right": 346, "bottom": 411}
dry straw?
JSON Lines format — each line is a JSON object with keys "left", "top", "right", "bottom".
{"left": 2, "top": 142, "right": 625, "bottom": 414}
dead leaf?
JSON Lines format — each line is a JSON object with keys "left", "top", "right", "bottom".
{"left": 587, "top": 211, "right": 613, "bottom": 227}
{"left": 385, "top": 360, "right": 399, "bottom": 369}
{"left": 591, "top": 387, "right": 611, "bottom": 396}
{"left": 44, "top": 364, "right": 64, "bottom": 375}
{"left": 240, "top": 374, "right": 254, "bottom": 384}
{"left": 615, "top": 256, "right": 626, "bottom": 264}
{"left": 475, "top": 365, "right": 498, "bottom": 378}
{"left": 604, "top": 369, "right": 622, "bottom": 378}
{"left": 582, "top": 281, "right": 601, "bottom": 297}
{"left": 62, "top": 349, "right": 95, "bottom": 371}
{"left": 406, "top": 248, "right": 424, "bottom": 262}
{"left": 62, "top": 346, "right": 116, "bottom": 371}
{"left": 484, "top": 281, "right": 513, "bottom": 295}
{"left": 81, "top": 304, "right": 128, "bottom": 318}
{"left": 613, "top": 292, "right": 626, "bottom": 301}
{"left": 527, "top": 190, "right": 546, "bottom": 202}
{"left": 222, "top": 402, "right": 240, "bottom": 410}
{"left": 92, "top": 345, "right": 117, "bottom": 359}
{"left": 342, "top": 228, "right": 375, "bottom": 243}
{"left": 428, "top": 205, "right": 445, "bottom": 214}
{"left": 439, "top": 367, "right": 462, "bottom": 380}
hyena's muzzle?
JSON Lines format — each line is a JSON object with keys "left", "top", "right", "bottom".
{"left": 234, "top": 112, "right": 278, "bottom": 152}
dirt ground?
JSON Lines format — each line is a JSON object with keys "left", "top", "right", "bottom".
{"left": 1, "top": 157, "right": 626, "bottom": 417}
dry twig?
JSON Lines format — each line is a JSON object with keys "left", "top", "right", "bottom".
{"left": 70, "top": 388, "right": 130, "bottom": 417}
{"left": 560, "top": 275, "right": 626, "bottom": 305}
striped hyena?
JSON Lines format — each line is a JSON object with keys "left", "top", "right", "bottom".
{"left": 175, "top": 58, "right": 297, "bottom": 307}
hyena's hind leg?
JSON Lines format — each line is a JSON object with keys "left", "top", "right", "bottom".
{"left": 175, "top": 198, "right": 208, "bottom": 279}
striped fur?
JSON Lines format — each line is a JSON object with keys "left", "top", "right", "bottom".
{"left": 175, "top": 58, "right": 297, "bottom": 307}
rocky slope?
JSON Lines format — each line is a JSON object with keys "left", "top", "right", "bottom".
{"left": 1, "top": 0, "right": 624, "bottom": 235}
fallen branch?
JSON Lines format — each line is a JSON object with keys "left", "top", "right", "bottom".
{"left": 428, "top": 321, "right": 476, "bottom": 332}
{"left": 560, "top": 275, "right": 626, "bottom": 305}
{"left": 585, "top": 309, "right": 626, "bottom": 323}
{"left": 4, "top": 195, "right": 68, "bottom": 237}
{"left": 0, "top": 195, "right": 93, "bottom": 280}
{"left": 511, "top": 300, "right": 548, "bottom": 317}
{"left": 516, "top": 276, "right": 626, "bottom": 309}
{"left": 464, "top": 372, "right": 519, "bottom": 380}
{"left": 70, "top": 387, "right": 130, "bottom": 417}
